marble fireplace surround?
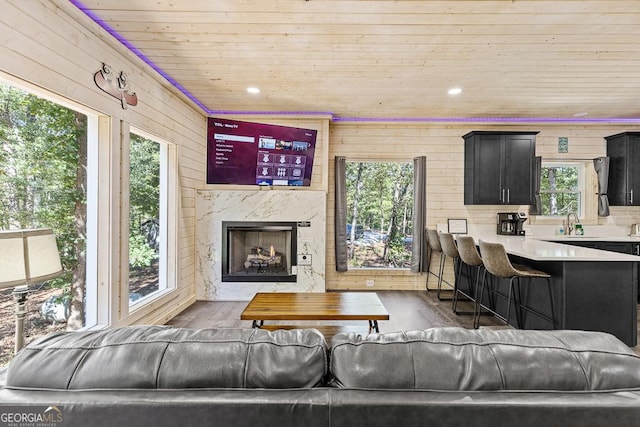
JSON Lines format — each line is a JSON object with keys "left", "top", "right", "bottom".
{"left": 195, "top": 189, "right": 327, "bottom": 300}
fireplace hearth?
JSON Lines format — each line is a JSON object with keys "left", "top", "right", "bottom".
{"left": 222, "top": 221, "right": 297, "bottom": 282}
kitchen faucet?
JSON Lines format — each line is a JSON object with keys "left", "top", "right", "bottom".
{"left": 566, "top": 212, "right": 580, "bottom": 235}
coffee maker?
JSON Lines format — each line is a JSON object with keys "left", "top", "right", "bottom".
{"left": 497, "top": 212, "right": 528, "bottom": 235}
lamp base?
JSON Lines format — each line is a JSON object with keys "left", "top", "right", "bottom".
{"left": 12, "top": 284, "right": 29, "bottom": 354}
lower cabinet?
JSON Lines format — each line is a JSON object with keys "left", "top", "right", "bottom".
{"left": 550, "top": 240, "right": 640, "bottom": 300}
{"left": 554, "top": 240, "right": 640, "bottom": 255}
{"left": 600, "top": 242, "right": 640, "bottom": 255}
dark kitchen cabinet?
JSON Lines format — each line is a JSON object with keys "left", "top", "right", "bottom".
{"left": 463, "top": 131, "right": 538, "bottom": 205}
{"left": 549, "top": 239, "right": 640, "bottom": 301}
{"left": 601, "top": 242, "right": 638, "bottom": 254}
{"left": 550, "top": 239, "right": 640, "bottom": 256}
{"left": 605, "top": 132, "right": 640, "bottom": 206}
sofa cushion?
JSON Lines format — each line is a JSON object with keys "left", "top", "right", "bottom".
{"left": 6, "top": 326, "right": 328, "bottom": 390}
{"left": 330, "top": 327, "right": 640, "bottom": 391}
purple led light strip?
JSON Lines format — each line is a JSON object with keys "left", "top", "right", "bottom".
{"left": 70, "top": 0, "right": 640, "bottom": 124}
{"left": 69, "top": 0, "right": 210, "bottom": 113}
{"left": 333, "top": 116, "right": 640, "bottom": 124}
{"left": 70, "top": 0, "right": 331, "bottom": 117}
{"left": 207, "top": 110, "right": 334, "bottom": 116}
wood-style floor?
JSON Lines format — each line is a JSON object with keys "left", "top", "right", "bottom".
{"left": 168, "top": 289, "right": 640, "bottom": 354}
{"left": 167, "top": 289, "right": 505, "bottom": 340}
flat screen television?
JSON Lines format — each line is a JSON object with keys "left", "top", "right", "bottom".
{"left": 206, "top": 117, "right": 318, "bottom": 186}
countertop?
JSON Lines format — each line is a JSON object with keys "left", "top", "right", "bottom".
{"left": 542, "top": 235, "right": 640, "bottom": 243}
{"left": 468, "top": 231, "right": 640, "bottom": 262}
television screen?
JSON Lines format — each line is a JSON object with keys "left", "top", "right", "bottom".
{"left": 207, "top": 117, "right": 318, "bottom": 186}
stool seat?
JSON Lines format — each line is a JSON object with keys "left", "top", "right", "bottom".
{"left": 512, "top": 264, "right": 551, "bottom": 279}
{"left": 456, "top": 236, "right": 482, "bottom": 267}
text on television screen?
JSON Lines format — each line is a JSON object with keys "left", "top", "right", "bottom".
{"left": 206, "top": 118, "right": 318, "bottom": 186}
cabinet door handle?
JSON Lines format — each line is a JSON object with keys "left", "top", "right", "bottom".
{"left": 631, "top": 189, "right": 634, "bottom": 205}
{"left": 502, "top": 188, "right": 505, "bottom": 203}
{"left": 507, "top": 188, "right": 510, "bottom": 204}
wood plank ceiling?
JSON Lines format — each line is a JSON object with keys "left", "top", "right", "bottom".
{"left": 73, "top": 0, "right": 640, "bottom": 121}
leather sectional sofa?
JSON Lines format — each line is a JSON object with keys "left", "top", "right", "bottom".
{"left": 1, "top": 326, "right": 640, "bottom": 426}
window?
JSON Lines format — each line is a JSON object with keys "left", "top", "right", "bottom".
{"left": 540, "top": 162, "right": 584, "bottom": 217}
{"left": 127, "top": 129, "right": 176, "bottom": 307}
{"left": 345, "top": 161, "right": 414, "bottom": 269}
{"left": 0, "top": 78, "right": 100, "bottom": 366}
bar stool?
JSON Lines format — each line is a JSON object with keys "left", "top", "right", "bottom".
{"left": 425, "top": 228, "right": 444, "bottom": 291}
{"left": 453, "top": 235, "right": 484, "bottom": 315}
{"left": 437, "top": 232, "right": 460, "bottom": 302}
{"left": 475, "top": 240, "right": 556, "bottom": 330}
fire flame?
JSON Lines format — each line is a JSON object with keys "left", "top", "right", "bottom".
{"left": 270, "top": 245, "right": 275, "bottom": 257}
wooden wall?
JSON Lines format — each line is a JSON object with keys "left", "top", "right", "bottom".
{"left": 326, "top": 123, "right": 640, "bottom": 291}
{"left": 4, "top": 1, "right": 640, "bottom": 321}
{"left": 1, "top": 1, "right": 205, "bottom": 326}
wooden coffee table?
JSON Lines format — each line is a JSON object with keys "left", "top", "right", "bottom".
{"left": 240, "top": 292, "right": 389, "bottom": 333}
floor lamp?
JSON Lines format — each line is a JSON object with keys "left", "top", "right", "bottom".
{"left": 0, "top": 229, "right": 63, "bottom": 354}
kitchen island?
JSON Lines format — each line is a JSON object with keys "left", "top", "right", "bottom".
{"left": 467, "top": 233, "right": 639, "bottom": 346}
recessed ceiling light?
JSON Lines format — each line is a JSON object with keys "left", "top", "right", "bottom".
{"left": 573, "top": 112, "right": 589, "bottom": 117}
{"left": 247, "top": 87, "right": 260, "bottom": 94}
{"left": 447, "top": 87, "right": 462, "bottom": 95}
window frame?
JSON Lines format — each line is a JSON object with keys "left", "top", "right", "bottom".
{"left": 343, "top": 159, "right": 415, "bottom": 271}
{"left": 125, "top": 126, "right": 178, "bottom": 312}
{"left": 538, "top": 161, "right": 586, "bottom": 219}
{"left": 0, "top": 71, "right": 104, "bottom": 329}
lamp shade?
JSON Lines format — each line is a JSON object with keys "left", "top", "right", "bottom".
{"left": 0, "top": 228, "right": 63, "bottom": 289}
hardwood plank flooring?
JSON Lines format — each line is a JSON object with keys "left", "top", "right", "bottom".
{"left": 167, "top": 290, "right": 505, "bottom": 341}
{"left": 167, "top": 290, "right": 640, "bottom": 354}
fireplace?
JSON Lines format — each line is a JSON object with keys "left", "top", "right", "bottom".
{"left": 222, "top": 221, "right": 297, "bottom": 282}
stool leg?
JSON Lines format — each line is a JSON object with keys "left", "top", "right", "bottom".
{"left": 452, "top": 259, "right": 462, "bottom": 313}
{"left": 436, "top": 253, "right": 443, "bottom": 295}
{"left": 486, "top": 274, "right": 496, "bottom": 312}
{"left": 506, "top": 277, "right": 519, "bottom": 328}
{"left": 516, "top": 278, "right": 525, "bottom": 328}
{"left": 474, "top": 268, "right": 488, "bottom": 329}
{"left": 511, "top": 277, "right": 524, "bottom": 329}
{"left": 437, "top": 253, "right": 447, "bottom": 300}
{"left": 453, "top": 261, "right": 476, "bottom": 315}
{"left": 426, "top": 254, "right": 431, "bottom": 289}
{"left": 515, "top": 277, "right": 525, "bottom": 328}
{"left": 426, "top": 251, "right": 438, "bottom": 291}
{"left": 546, "top": 277, "right": 556, "bottom": 329}
{"left": 473, "top": 265, "right": 488, "bottom": 317}
{"left": 473, "top": 266, "right": 482, "bottom": 301}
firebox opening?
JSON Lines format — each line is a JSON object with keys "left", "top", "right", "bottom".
{"left": 222, "top": 221, "right": 297, "bottom": 282}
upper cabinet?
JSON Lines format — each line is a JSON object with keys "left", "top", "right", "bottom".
{"left": 606, "top": 132, "right": 640, "bottom": 206}
{"left": 463, "top": 131, "right": 538, "bottom": 205}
